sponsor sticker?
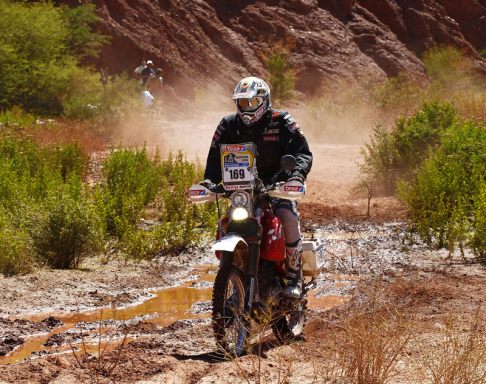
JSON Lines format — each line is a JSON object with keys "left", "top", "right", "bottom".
{"left": 263, "top": 135, "right": 279, "bottom": 142}
{"left": 189, "top": 189, "right": 206, "bottom": 196}
{"left": 225, "top": 145, "right": 245, "bottom": 152}
{"left": 284, "top": 185, "right": 304, "bottom": 192}
{"left": 264, "top": 128, "right": 279, "bottom": 134}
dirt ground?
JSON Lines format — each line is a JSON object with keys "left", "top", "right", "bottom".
{"left": 0, "top": 112, "right": 484, "bottom": 383}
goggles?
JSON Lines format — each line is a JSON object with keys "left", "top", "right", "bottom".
{"left": 237, "top": 97, "right": 264, "bottom": 112}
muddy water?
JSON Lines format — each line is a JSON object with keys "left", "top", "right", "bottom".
{"left": 0, "top": 267, "right": 215, "bottom": 365}
{"left": 1, "top": 266, "right": 349, "bottom": 365}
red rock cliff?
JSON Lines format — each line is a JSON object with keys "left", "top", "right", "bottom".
{"left": 66, "top": 0, "right": 486, "bottom": 98}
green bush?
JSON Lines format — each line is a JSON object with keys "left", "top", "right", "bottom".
{"left": 0, "top": 1, "right": 109, "bottom": 116}
{"left": 32, "top": 181, "right": 103, "bottom": 269}
{"left": 61, "top": 70, "right": 141, "bottom": 121}
{"left": 0, "top": 209, "right": 33, "bottom": 276}
{"left": 96, "top": 147, "right": 163, "bottom": 238}
{"left": 0, "top": 135, "right": 220, "bottom": 273}
{"left": 99, "top": 150, "right": 219, "bottom": 259}
{"left": 156, "top": 152, "right": 219, "bottom": 252}
{"left": 60, "top": 3, "right": 109, "bottom": 59}
{"left": 0, "top": 135, "right": 100, "bottom": 273}
{"left": 263, "top": 45, "right": 296, "bottom": 103}
{"left": 361, "top": 102, "right": 458, "bottom": 193}
{"left": 398, "top": 120, "right": 486, "bottom": 256}
{"left": 471, "top": 184, "right": 486, "bottom": 259}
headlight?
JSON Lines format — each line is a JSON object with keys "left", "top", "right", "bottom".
{"left": 231, "top": 192, "right": 249, "bottom": 207}
{"left": 231, "top": 207, "right": 249, "bottom": 221}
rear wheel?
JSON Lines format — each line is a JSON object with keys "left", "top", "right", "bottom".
{"left": 212, "top": 265, "right": 249, "bottom": 357}
{"left": 272, "top": 299, "right": 307, "bottom": 344}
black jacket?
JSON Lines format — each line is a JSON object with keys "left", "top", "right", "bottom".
{"left": 204, "top": 109, "right": 312, "bottom": 185}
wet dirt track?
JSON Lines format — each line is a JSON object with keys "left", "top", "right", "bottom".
{"left": 3, "top": 218, "right": 484, "bottom": 384}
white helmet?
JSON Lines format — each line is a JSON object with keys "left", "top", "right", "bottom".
{"left": 232, "top": 77, "right": 271, "bottom": 126}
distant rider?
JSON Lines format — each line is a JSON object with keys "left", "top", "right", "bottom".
{"left": 201, "top": 77, "right": 312, "bottom": 299}
{"left": 134, "top": 59, "right": 156, "bottom": 87}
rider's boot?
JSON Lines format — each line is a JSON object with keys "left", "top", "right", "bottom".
{"left": 283, "top": 240, "right": 303, "bottom": 299}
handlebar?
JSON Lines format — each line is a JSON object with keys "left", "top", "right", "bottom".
{"left": 208, "top": 179, "right": 283, "bottom": 196}
{"left": 208, "top": 184, "right": 227, "bottom": 194}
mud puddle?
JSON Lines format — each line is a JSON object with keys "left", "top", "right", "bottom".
{"left": 0, "top": 266, "right": 216, "bottom": 365}
{"left": 1, "top": 261, "right": 352, "bottom": 365}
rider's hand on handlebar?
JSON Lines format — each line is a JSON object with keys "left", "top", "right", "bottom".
{"left": 200, "top": 180, "right": 226, "bottom": 193}
{"left": 199, "top": 179, "right": 217, "bottom": 192}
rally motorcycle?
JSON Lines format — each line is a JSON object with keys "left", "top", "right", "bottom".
{"left": 189, "top": 143, "right": 324, "bottom": 357}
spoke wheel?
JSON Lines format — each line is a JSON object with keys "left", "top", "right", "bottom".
{"left": 272, "top": 300, "right": 307, "bottom": 344}
{"left": 212, "top": 265, "right": 249, "bottom": 357}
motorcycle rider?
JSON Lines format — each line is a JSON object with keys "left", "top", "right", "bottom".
{"left": 201, "top": 77, "right": 312, "bottom": 299}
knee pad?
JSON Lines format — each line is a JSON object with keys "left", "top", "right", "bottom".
{"left": 275, "top": 207, "right": 301, "bottom": 245}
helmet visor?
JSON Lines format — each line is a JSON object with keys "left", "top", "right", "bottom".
{"left": 237, "top": 97, "right": 264, "bottom": 112}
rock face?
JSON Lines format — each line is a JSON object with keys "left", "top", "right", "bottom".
{"left": 72, "top": 0, "right": 486, "bottom": 98}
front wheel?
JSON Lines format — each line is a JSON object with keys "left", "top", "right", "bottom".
{"left": 212, "top": 265, "right": 249, "bottom": 357}
{"left": 272, "top": 299, "right": 307, "bottom": 344}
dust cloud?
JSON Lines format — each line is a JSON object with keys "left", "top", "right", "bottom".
{"left": 110, "top": 84, "right": 385, "bottom": 204}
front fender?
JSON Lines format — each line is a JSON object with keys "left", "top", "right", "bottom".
{"left": 211, "top": 234, "right": 247, "bottom": 252}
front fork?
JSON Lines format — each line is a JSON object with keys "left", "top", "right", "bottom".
{"left": 244, "top": 242, "right": 260, "bottom": 314}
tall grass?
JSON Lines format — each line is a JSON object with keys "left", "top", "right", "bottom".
{"left": 300, "top": 82, "right": 377, "bottom": 143}
{"left": 332, "top": 290, "right": 412, "bottom": 383}
{"left": 96, "top": 147, "right": 163, "bottom": 239}
{"left": 0, "top": 208, "right": 32, "bottom": 276}
{"left": 109, "top": 151, "right": 219, "bottom": 260}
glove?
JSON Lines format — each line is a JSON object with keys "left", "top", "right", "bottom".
{"left": 287, "top": 171, "right": 305, "bottom": 184}
{"left": 199, "top": 179, "right": 217, "bottom": 192}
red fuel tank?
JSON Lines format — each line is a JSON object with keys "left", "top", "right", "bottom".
{"left": 260, "top": 210, "right": 286, "bottom": 262}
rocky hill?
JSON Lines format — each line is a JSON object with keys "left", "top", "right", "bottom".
{"left": 68, "top": 0, "right": 486, "bottom": 98}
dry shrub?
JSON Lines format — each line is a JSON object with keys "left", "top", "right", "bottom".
{"left": 70, "top": 310, "right": 131, "bottom": 384}
{"left": 331, "top": 283, "right": 412, "bottom": 384}
{"left": 419, "top": 309, "right": 486, "bottom": 384}
{"left": 226, "top": 305, "right": 295, "bottom": 384}
{"left": 27, "top": 119, "right": 106, "bottom": 153}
